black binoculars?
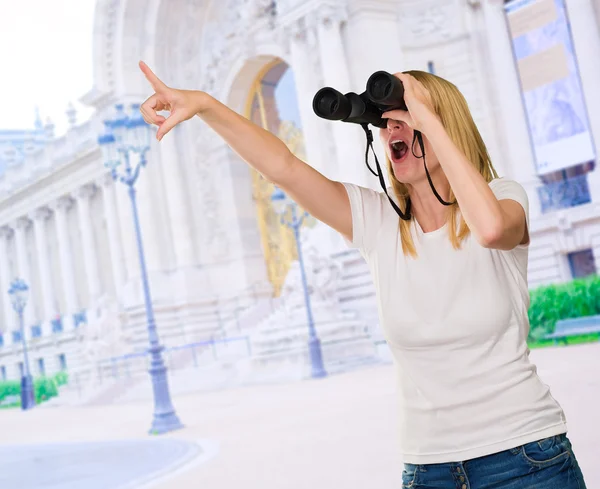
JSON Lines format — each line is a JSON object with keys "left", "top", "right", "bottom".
{"left": 312, "top": 71, "right": 407, "bottom": 128}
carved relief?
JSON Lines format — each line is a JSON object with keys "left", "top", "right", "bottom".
{"left": 15, "top": 216, "right": 32, "bottom": 232}
{"left": 191, "top": 124, "right": 231, "bottom": 260}
{"left": 398, "top": 0, "right": 461, "bottom": 46}
{"left": 174, "top": 0, "right": 205, "bottom": 85}
{"left": 198, "top": 0, "right": 278, "bottom": 93}
{"left": 313, "top": 1, "right": 348, "bottom": 28}
{"left": 31, "top": 207, "right": 52, "bottom": 223}
{"left": 103, "top": 0, "right": 120, "bottom": 92}
{"left": 0, "top": 226, "right": 14, "bottom": 240}
{"left": 175, "top": 0, "right": 281, "bottom": 263}
{"left": 74, "top": 183, "right": 98, "bottom": 202}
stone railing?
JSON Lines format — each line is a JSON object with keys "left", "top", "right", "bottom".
{"left": 0, "top": 120, "right": 98, "bottom": 198}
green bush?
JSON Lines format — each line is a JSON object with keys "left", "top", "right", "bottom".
{"left": 34, "top": 377, "right": 58, "bottom": 403}
{"left": 528, "top": 275, "right": 600, "bottom": 340}
{"left": 53, "top": 371, "right": 68, "bottom": 387}
{"left": 0, "top": 371, "right": 66, "bottom": 405}
{"left": 0, "top": 380, "right": 21, "bottom": 403}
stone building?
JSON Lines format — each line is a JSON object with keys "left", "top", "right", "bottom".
{"left": 1, "top": 0, "right": 599, "bottom": 382}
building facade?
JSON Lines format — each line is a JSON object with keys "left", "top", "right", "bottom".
{"left": 1, "top": 0, "right": 600, "bottom": 381}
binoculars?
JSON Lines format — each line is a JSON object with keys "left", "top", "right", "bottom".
{"left": 312, "top": 71, "right": 407, "bottom": 128}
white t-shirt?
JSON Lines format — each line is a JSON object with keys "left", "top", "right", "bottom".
{"left": 342, "top": 178, "right": 567, "bottom": 464}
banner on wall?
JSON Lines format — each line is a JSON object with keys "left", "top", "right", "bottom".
{"left": 504, "top": 0, "right": 596, "bottom": 175}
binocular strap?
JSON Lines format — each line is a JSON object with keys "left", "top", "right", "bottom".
{"left": 414, "top": 132, "right": 455, "bottom": 208}
{"left": 361, "top": 125, "right": 455, "bottom": 223}
{"left": 362, "top": 124, "right": 412, "bottom": 221}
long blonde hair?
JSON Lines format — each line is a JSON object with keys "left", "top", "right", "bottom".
{"left": 389, "top": 70, "right": 498, "bottom": 257}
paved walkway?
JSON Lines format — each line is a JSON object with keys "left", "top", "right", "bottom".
{"left": 0, "top": 439, "right": 202, "bottom": 489}
{"left": 0, "top": 342, "right": 598, "bottom": 489}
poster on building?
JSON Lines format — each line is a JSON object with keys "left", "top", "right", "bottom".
{"left": 504, "top": 0, "right": 595, "bottom": 175}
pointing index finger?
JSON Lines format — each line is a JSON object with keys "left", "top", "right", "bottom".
{"left": 139, "top": 61, "right": 168, "bottom": 92}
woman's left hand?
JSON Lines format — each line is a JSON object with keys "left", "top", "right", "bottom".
{"left": 381, "top": 73, "right": 440, "bottom": 134}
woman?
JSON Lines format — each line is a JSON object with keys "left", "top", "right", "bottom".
{"left": 138, "top": 61, "right": 587, "bottom": 488}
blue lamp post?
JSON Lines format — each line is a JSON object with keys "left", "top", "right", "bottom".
{"left": 8, "top": 278, "right": 35, "bottom": 410}
{"left": 270, "top": 187, "right": 327, "bottom": 379}
{"left": 97, "top": 103, "right": 183, "bottom": 434}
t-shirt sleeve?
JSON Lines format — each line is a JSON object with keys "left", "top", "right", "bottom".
{"left": 489, "top": 177, "right": 530, "bottom": 240}
{"left": 341, "top": 182, "right": 388, "bottom": 254}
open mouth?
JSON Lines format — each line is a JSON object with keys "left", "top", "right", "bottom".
{"left": 390, "top": 139, "right": 409, "bottom": 162}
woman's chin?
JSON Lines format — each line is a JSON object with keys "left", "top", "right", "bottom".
{"left": 391, "top": 159, "right": 420, "bottom": 183}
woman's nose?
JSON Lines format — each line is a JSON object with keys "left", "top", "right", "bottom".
{"left": 387, "top": 118, "right": 402, "bottom": 131}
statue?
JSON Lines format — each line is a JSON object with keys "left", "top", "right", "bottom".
{"left": 278, "top": 222, "right": 343, "bottom": 318}
{"left": 80, "top": 294, "right": 130, "bottom": 372}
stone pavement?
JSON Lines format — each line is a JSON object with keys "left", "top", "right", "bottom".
{"left": 0, "top": 342, "right": 597, "bottom": 489}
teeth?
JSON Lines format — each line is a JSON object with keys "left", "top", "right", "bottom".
{"left": 391, "top": 139, "right": 404, "bottom": 150}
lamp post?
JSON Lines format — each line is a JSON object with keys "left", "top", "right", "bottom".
{"left": 270, "top": 187, "right": 327, "bottom": 379}
{"left": 97, "top": 103, "right": 183, "bottom": 434}
{"left": 8, "top": 278, "right": 35, "bottom": 410}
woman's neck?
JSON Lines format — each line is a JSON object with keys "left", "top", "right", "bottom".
{"left": 407, "top": 175, "right": 451, "bottom": 233}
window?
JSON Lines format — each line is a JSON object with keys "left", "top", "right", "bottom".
{"left": 58, "top": 353, "right": 67, "bottom": 371}
{"left": 31, "top": 324, "right": 42, "bottom": 338}
{"left": 0, "top": 366, "right": 6, "bottom": 381}
{"left": 52, "top": 317, "right": 63, "bottom": 333}
{"left": 37, "top": 358, "right": 46, "bottom": 377}
{"left": 538, "top": 163, "right": 593, "bottom": 213}
{"left": 567, "top": 249, "right": 596, "bottom": 279}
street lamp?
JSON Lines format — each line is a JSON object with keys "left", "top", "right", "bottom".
{"left": 270, "top": 187, "right": 327, "bottom": 379}
{"left": 97, "top": 103, "right": 183, "bottom": 434}
{"left": 8, "top": 278, "right": 35, "bottom": 410}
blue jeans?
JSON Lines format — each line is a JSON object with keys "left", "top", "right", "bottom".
{"left": 402, "top": 434, "right": 587, "bottom": 488}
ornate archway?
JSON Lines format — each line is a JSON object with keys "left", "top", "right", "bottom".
{"left": 245, "top": 59, "right": 312, "bottom": 296}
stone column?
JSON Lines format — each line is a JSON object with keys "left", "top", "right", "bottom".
{"left": 100, "top": 174, "right": 126, "bottom": 295}
{"left": 314, "top": 5, "right": 370, "bottom": 186}
{"left": 133, "top": 155, "right": 164, "bottom": 275}
{"left": 287, "top": 18, "right": 329, "bottom": 176}
{"left": 75, "top": 184, "right": 102, "bottom": 303}
{"left": 158, "top": 132, "right": 196, "bottom": 268}
{"left": 481, "top": 0, "right": 542, "bottom": 220}
{"left": 114, "top": 152, "right": 166, "bottom": 306}
{"left": 31, "top": 207, "right": 57, "bottom": 335}
{"left": 566, "top": 0, "right": 600, "bottom": 202}
{"left": 14, "top": 218, "right": 36, "bottom": 332}
{"left": 0, "top": 227, "right": 16, "bottom": 333}
{"left": 114, "top": 178, "right": 137, "bottom": 283}
{"left": 53, "top": 196, "right": 78, "bottom": 330}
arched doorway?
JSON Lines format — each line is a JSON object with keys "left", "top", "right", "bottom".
{"left": 245, "top": 59, "right": 312, "bottom": 296}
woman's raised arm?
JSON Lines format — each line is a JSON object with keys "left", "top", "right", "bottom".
{"left": 139, "top": 61, "right": 353, "bottom": 242}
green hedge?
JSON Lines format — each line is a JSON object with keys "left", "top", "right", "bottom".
{"left": 54, "top": 371, "right": 69, "bottom": 387}
{"left": 34, "top": 376, "right": 58, "bottom": 403}
{"left": 528, "top": 275, "right": 600, "bottom": 341}
{"left": 0, "top": 380, "right": 20, "bottom": 404}
{"left": 0, "top": 371, "right": 67, "bottom": 406}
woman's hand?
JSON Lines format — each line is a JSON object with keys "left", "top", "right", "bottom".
{"left": 139, "top": 61, "right": 207, "bottom": 141}
{"left": 381, "top": 73, "right": 440, "bottom": 134}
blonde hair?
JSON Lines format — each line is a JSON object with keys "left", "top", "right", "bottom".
{"left": 389, "top": 70, "right": 499, "bottom": 257}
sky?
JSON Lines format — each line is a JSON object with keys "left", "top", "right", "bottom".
{"left": 0, "top": 0, "right": 96, "bottom": 136}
